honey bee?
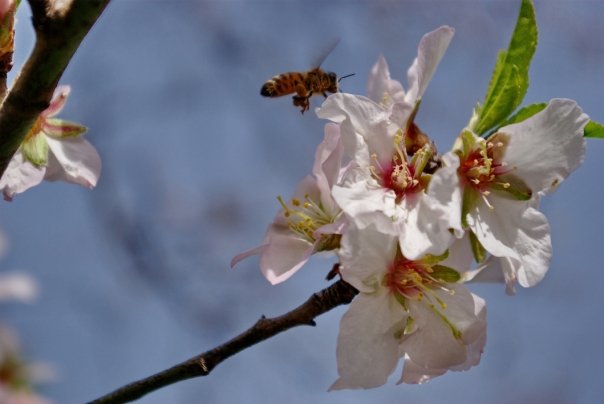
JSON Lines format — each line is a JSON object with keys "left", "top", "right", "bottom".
{"left": 260, "top": 40, "right": 353, "bottom": 114}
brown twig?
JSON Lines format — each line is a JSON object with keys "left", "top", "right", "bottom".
{"left": 0, "top": 0, "right": 110, "bottom": 178}
{"left": 89, "top": 279, "right": 359, "bottom": 403}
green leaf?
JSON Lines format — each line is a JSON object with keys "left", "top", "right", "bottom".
{"left": 473, "top": 0, "right": 538, "bottom": 135}
{"left": 584, "top": 120, "right": 604, "bottom": 138}
{"left": 469, "top": 230, "right": 487, "bottom": 263}
{"left": 499, "top": 102, "right": 547, "bottom": 128}
{"left": 431, "top": 265, "right": 461, "bottom": 283}
{"left": 22, "top": 133, "right": 49, "bottom": 167}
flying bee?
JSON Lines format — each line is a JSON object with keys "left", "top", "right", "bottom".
{"left": 260, "top": 39, "right": 354, "bottom": 114}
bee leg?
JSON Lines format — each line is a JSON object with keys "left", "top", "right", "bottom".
{"left": 292, "top": 95, "right": 310, "bottom": 114}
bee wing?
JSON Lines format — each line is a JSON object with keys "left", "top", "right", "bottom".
{"left": 310, "top": 38, "right": 341, "bottom": 68}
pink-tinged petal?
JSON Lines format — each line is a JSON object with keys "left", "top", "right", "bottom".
{"left": 428, "top": 152, "right": 463, "bottom": 235}
{"left": 230, "top": 244, "right": 268, "bottom": 269}
{"left": 405, "top": 26, "right": 455, "bottom": 105}
{"left": 258, "top": 229, "right": 314, "bottom": 285}
{"left": 0, "top": 150, "right": 45, "bottom": 201}
{"left": 339, "top": 224, "right": 397, "bottom": 293}
{"left": 396, "top": 193, "right": 455, "bottom": 260}
{"left": 43, "top": 118, "right": 87, "bottom": 138}
{"left": 317, "top": 93, "right": 395, "bottom": 166}
{"left": 500, "top": 99, "right": 588, "bottom": 195}
{"left": 0, "top": 272, "right": 38, "bottom": 303}
{"left": 402, "top": 286, "right": 486, "bottom": 373}
{"left": 366, "top": 55, "right": 405, "bottom": 105}
{"left": 331, "top": 292, "right": 404, "bottom": 390}
{"left": 42, "top": 85, "right": 71, "bottom": 118}
{"left": 468, "top": 196, "right": 551, "bottom": 288}
{"left": 45, "top": 136, "right": 102, "bottom": 188}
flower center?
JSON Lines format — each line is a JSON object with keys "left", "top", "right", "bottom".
{"left": 277, "top": 194, "right": 341, "bottom": 250}
{"left": 384, "top": 256, "right": 446, "bottom": 302}
{"left": 458, "top": 134, "right": 513, "bottom": 209}
{"left": 384, "top": 253, "right": 463, "bottom": 340}
{"left": 370, "top": 131, "right": 432, "bottom": 202}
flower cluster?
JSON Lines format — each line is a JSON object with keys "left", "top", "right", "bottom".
{"left": 234, "top": 20, "right": 589, "bottom": 389}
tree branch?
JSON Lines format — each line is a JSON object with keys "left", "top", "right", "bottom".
{"left": 88, "top": 279, "right": 359, "bottom": 403}
{"left": 0, "top": 0, "right": 110, "bottom": 177}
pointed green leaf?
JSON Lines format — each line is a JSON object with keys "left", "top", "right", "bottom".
{"left": 22, "top": 133, "right": 49, "bottom": 167}
{"left": 469, "top": 230, "right": 487, "bottom": 263}
{"left": 431, "top": 265, "right": 461, "bottom": 283}
{"left": 499, "top": 102, "right": 547, "bottom": 128}
{"left": 473, "top": 0, "right": 538, "bottom": 135}
{"left": 584, "top": 120, "right": 604, "bottom": 138}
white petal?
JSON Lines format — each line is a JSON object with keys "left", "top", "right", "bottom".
{"left": 396, "top": 193, "right": 454, "bottom": 260}
{"left": 317, "top": 93, "right": 395, "bottom": 166}
{"left": 402, "top": 286, "right": 486, "bottom": 372}
{"left": 338, "top": 223, "right": 397, "bottom": 293}
{"left": 313, "top": 123, "right": 344, "bottom": 213}
{"left": 468, "top": 197, "right": 551, "bottom": 288}
{"left": 259, "top": 226, "right": 315, "bottom": 285}
{"left": 427, "top": 152, "right": 463, "bottom": 234}
{"left": 442, "top": 235, "right": 474, "bottom": 273}
{"left": 331, "top": 292, "right": 404, "bottom": 390}
{"left": 45, "top": 136, "right": 102, "bottom": 188}
{"left": 500, "top": 99, "right": 588, "bottom": 195}
{"left": 332, "top": 167, "right": 398, "bottom": 235}
{"left": 0, "top": 150, "right": 45, "bottom": 201}
{"left": 366, "top": 55, "right": 406, "bottom": 106}
{"left": 405, "top": 26, "right": 455, "bottom": 105}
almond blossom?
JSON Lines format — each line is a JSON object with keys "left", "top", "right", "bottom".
{"left": 315, "top": 27, "right": 457, "bottom": 260}
{"left": 332, "top": 224, "right": 485, "bottom": 389}
{"left": 430, "top": 99, "right": 588, "bottom": 292}
{"left": 231, "top": 123, "right": 347, "bottom": 284}
{"left": 0, "top": 85, "right": 101, "bottom": 201}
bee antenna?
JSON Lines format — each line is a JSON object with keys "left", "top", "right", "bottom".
{"left": 338, "top": 73, "right": 355, "bottom": 83}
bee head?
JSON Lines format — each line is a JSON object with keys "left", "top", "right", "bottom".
{"left": 336, "top": 73, "right": 355, "bottom": 93}
{"left": 326, "top": 72, "right": 338, "bottom": 93}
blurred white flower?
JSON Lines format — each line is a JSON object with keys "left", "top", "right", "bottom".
{"left": 0, "top": 328, "right": 51, "bottom": 404}
{"left": 0, "top": 273, "right": 37, "bottom": 303}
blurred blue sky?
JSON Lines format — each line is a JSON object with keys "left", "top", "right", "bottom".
{"left": 2, "top": 0, "right": 604, "bottom": 403}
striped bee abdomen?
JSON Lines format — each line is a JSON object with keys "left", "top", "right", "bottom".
{"left": 260, "top": 72, "right": 307, "bottom": 97}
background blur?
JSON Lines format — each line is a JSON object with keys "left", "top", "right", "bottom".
{"left": 2, "top": 0, "right": 604, "bottom": 403}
